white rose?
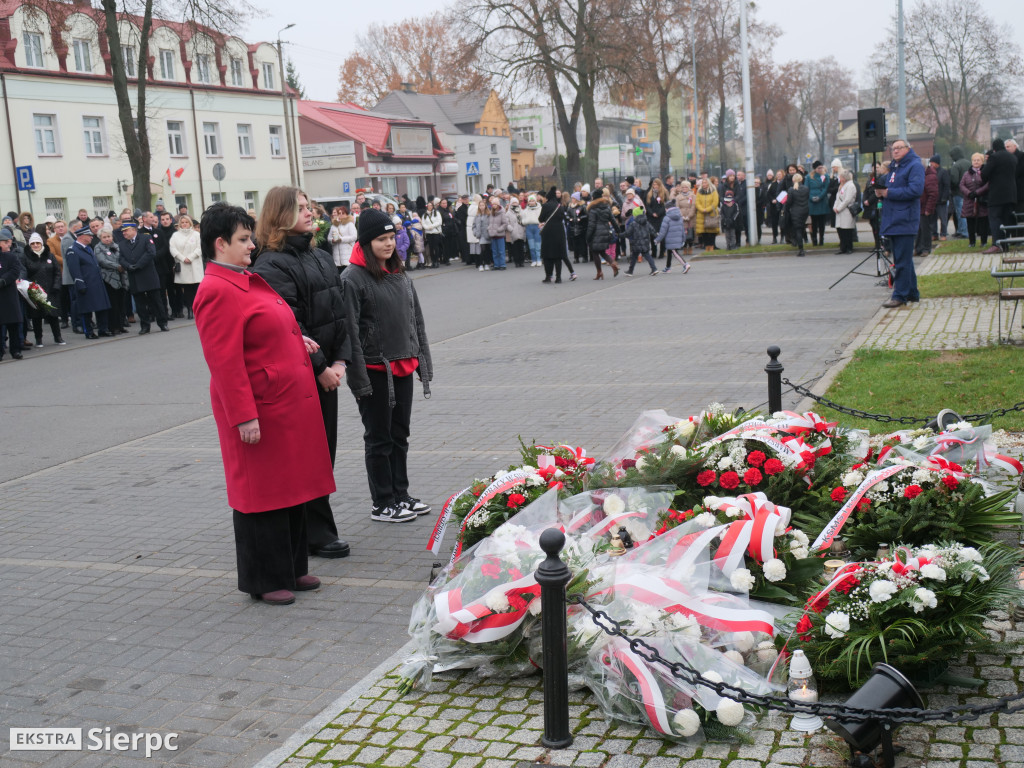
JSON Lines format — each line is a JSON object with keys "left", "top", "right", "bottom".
{"left": 875, "top": 481, "right": 889, "bottom": 492}
{"left": 723, "top": 650, "right": 745, "bottom": 666}
{"left": 485, "top": 592, "right": 510, "bottom": 612}
{"left": 790, "top": 546, "right": 809, "bottom": 560}
{"left": 869, "top": 580, "right": 898, "bottom": 603}
{"left": 911, "top": 588, "right": 937, "bottom": 613}
{"left": 824, "top": 611, "right": 850, "bottom": 638}
{"left": 695, "top": 512, "right": 717, "bottom": 528}
{"left": 673, "top": 708, "right": 702, "bottom": 737}
{"left": 670, "top": 444, "right": 688, "bottom": 458}
{"left": 920, "top": 564, "right": 946, "bottom": 581}
{"left": 717, "top": 456, "right": 734, "bottom": 471}
{"left": 842, "top": 471, "right": 865, "bottom": 487}
{"left": 716, "top": 699, "right": 745, "bottom": 727}
{"left": 603, "top": 495, "right": 626, "bottom": 515}
{"left": 730, "top": 569, "right": 755, "bottom": 592}
{"left": 763, "top": 558, "right": 787, "bottom": 582}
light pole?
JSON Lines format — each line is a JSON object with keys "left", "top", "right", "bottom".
{"left": 277, "top": 23, "right": 296, "bottom": 186}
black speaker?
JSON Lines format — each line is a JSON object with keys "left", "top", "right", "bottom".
{"left": 857, "top": 108, "right": 886, "bottom": 154}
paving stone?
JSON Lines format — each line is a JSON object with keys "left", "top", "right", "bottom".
{"left": 415, "top": 754, "right": 454, "bottom": 768}
{"left": 353, "top": 746, "right": 388, "bottom": 764}
{"left": 322, "top": 744, "right": 358, "bottom": 762}
{"left": 573, "top": 753, "right": 609, "bottom": 767}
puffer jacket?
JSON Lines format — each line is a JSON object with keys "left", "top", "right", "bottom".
{"left": 486, "top": 210, "right": 509, "bottom": 240}
{"left": 880, "top": 146, "right": 925, "bottom": 237}
{"left": 676, "top": 192, "right": 696, "bottom": 227}
{"left": 585, "top": 197, "right": 614, "bottom": 251}
{"left": 340, "top": 244, "right": 432, "bottom": 406}
{"left": 505, "top": 204, "right": 526, "bottom": 241}
{"left": 520, "top": 203, "right": 542, "bottom": 227}
{"left": 251, "top": 233, "right": 351, "bottom": 376}
{"left": 93, "top": 239, "right": 127, "bottom": 291}
{"left": 655, "top": 205, "right": 685, "bottom": 249}
{"left": 625, "top": 212, "right": 652, "bottom": 252}
{"left": 959, "top": 166, "right": 989, "bottom": 218}
{"left": 422, "top": 210, "right": 442, "bottom": 236}
{"left": 472, "top": 212, "right": 491, "bottom": 244}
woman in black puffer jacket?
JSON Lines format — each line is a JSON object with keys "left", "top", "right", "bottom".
{"left": 252, "top": 186, "right": 352, "bottom": 559}
{"left": 340, "top": 208, "right": 433, "bottom": 524}
{"left": 585, "top": 192, "right": 618, "bottom": 279}
{"left": 784, "top": 173, "right": 811, "bottom": 256}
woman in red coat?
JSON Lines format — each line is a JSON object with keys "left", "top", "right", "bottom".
{"left": 193, "top": 203, "right": 335, "bottom": 606}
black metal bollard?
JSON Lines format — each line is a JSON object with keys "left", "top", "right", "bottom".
{"left": 765, "top": 345, "right": 783, "bottom": 414}
{"left": 536, "top": 527, "right": 573, "bottom": 749}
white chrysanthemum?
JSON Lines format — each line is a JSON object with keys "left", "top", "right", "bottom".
{"left": 763, "top": 558, "right": 787, "bottom": 582}
{"left": 869, "top": 580, "right": 898, "bottom": 603}
{"left": 842, "top": 471, "right": 865, "bottom": 487}
{"left": 951, "top": 421, "right": 973, "bottom": 432}
{"left": 920, "top": 564, "right": 946, "bottom": 581}
{"left": 674, "top": 421, "right": 697, "bottom": 439}
{"left": 485, "top": 592, "right": 510, "bottom": 612}
{"left": 875, "top": 561, "right": 893, "bottom": 574}
{"left": 673, "top": 707, "right": 702, "bottom": 737}
{"left": 695, "top": 512, "right": 717, "bottom": 529}
{"left": 526, "top": 473, "right": 544, "bottom": 487}
{"left": 824, "top": 611, "right": 850, "bottom": 638}
{"left": 791, "top": 529, "right": 810, "bottom": 547}
{"left": 911, "top": 587, "right": 938, "bottom": 613}
{"left": 971, "top": 564, "right": 990, "bottom": 582}
{"left": 493, "top": 469, "right": 509, "bottom": 480}
{"left": 670, "top": 444, "right": 688, "bottom": 458}
{"left": 723, "top": 650, "right": 745, "bottom": 666}
{"left": 717, "top": 456, "right": 734, "bottom": 471}
{"left": 725, "top": 505, "right": 744, "bottom": 518}
{"left": 875, "top": 481, "right": 889, "bottom": 492}
{"left": 716, "top": 699, "right": 745, "bottom": 727}
{"left": 634, "top": 456, "right": 647, "bottom": 471}
{"left": 702, "top": 670, "right": 724, "bottom": 684}
{"left": 775, "top": 518, "right": 789, "bottom": 536}
{"left": 755, "top": 641, "right": 779, "bottom": 663}
{"left": 603, "top": 495, "right": 626, "bottom": 515}
{"left": 519, "top": 464, "right": 536, "bottom": 474}
{"left": 623, "top": 518, "right": 651, "bottom": 544}
{"left": 912, "top": 435, "right": 931, "bottom": 451}
{"left": 960, "top": 547, "right": 983, "bottom": 563}
{"left": 628, "top": 605, "right": 662, "bottom": 635}
{"left": 528, "top": 599, "right": 542, "bottom": 616}
{"left": 730, "top": 569, "right": 755, "bottom": 591}
{"left": 729, "top": 444, "right": 747, "bottom": 464}
{"left": 791, "top": 546, "right": 809, "bottom": 560}
{"left": 732, "top": 631, "right": 755, "bottom": 653}
{"left": 779, "top": 452, "right": 799, "bottom": 467}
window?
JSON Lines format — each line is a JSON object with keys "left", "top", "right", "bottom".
{"left": 230, "top": 58, "right": 244, "bottom": 87}
{"left": 269, "top": 125, "right": 283, "bottom": 157}
{"left": 121, "top": 45, "right": 136, "bottom": 77}
{"left": 210, "top": 192, "right": 225, "bottom": 203}
{"left": 167, "top": 120, "right": 186, "bottom": 156}
{"left": 378, "top": 177, "right": 397, "bottom": 196}
{"left": 406, "top": 177, "right": 420, "bottom": 198}
{"left": 237, "top": 124, "right": 252, "bottom": 157}
{"left": 44, "top": 198, "right": 67, "bottom": 220}
{"left": 195, "top": 53, "right": 211, "bottom": 84}
{"left": 159, "top": 49, "right": 175, "bottom": 80}
{"left": 636, "top": 128, "right": 647, "bottom": 139}
{"left": 490, "top": 143, "right": 497, "bottom": 155}
{"left": 82, "top": 116, "right": 105, "bottom": 155}
{"left": 262, "top": 62, "right": 275, "bottom": 90}
{"left": 92, "top": 196, "right": 112, "bottom": 217}
{"left": 203, "top": 122, "right": 221, "bottom": 156}
{"left": 243, "top": 191, "right": 259, "bottom": 211}
{"left": 23, "top": 32, "right": 43, "bottom": 68}
{"left": 468, "top": 142, "right": 476, "bottom": 154}
{"left": 72, "top": 39, "right": 92, "bottom": 72}
{"left": 174, "top": 194, "right": 190, "bottom": 212}
{"left": 33, "top": 114, "right": 59, "bottom": 155}
{"left": 490, "top": 174, "right": 501, "bottom": 189}
{"left": 512, "top": 125, "right": 535, "bottom": 145}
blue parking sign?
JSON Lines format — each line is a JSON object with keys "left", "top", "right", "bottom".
{"left": 16, "top": 165, "right": 34, "bottom": 191}
{"left": 343, "top": 182, "right": 350, "bottom": 193}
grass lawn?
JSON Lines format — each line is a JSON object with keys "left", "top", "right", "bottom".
{"left": 816, "top": 347, "right": 1024, "bottom": 433}
{"left": 918, "top": 270, "right": 998, "bottom": 298}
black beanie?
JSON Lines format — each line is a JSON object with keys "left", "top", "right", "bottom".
{"left": 357, "top": 208, "right": 396, "bottom": 246}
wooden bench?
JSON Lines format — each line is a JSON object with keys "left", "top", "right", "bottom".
{"left": 992, "top": 268, "right": 1024, "bottom": 342}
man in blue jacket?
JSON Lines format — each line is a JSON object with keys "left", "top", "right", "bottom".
{"left": 877, "top": 139, "right": 924, "bottom": 308}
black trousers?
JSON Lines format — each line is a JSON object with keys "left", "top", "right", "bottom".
{"left": 509, "top": 239, "right": 525, "bottom": 266}
{"left": 104, "top": 283, "right": 126, "bottom": 330}
{"left": 181, "top": 282, "right": 199, "bottom": 313}
{"left": 356, "top": 369, "right": 413, "bottom": 508}
{"left": 306, "top": 385, "right": 340, "bottom": 550}
{"left": 837, "top": 227, "right": 855, "bottom": 253}
{"left": 916, "top": 212, "right": 936, "bottom": 253}
{"left": 133, "top": 289, "right": 167, "bottom": 329}
{"left": 543, "top": 258, "right": 562, "bottom": 280}
{"left": 967, "top": 215, "right": 990, "bottom": 246}
{"left": 810, "top": 214, "right": 827, "bottom": 245}
{"left": 30, "top": 315, "right": 61, "bottom": 342}
{"left": 232, "top": 505, "right": 308, "bottom": 595}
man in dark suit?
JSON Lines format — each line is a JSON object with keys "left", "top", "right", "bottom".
{"left": 1006, "top": 139, "right": 1024, "bottom": 215}
{"left": 981, "top": 137, "right": 1019, "bottom": 253}
{"left": 117, "top": 221, "right": 168, "bottom": 333}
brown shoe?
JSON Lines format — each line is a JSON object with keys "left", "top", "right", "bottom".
{"left": 984, "top": 246, "right": 1003, "bottom": 254}
{"left": 295, "top": 575, "right": 321, "bottom": 591}
{"left": 881, "top": 298, "right": 905, "bottom": 308}
{"left": 251, "top": 589, "right": 295, "bottom": 605}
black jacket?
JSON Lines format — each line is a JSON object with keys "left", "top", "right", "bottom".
{"left": 585, "top": 198, "right": 614, "bottom": 251}
{"left": 1014, "top": 149, "right": 1024, "bottom": 204}
{"left": 936, "top": 167, "right": 952, "bottom": 204}
{"left": 118, "top": 235, "right": 161, "bottom": 293}
{"left": 339, "top": 257, "right": 432, "bottom": 405}
{"left": 23, "top": 245, "right": 61, "bottom": 316}
{"left": 154, "top": 223, "right": 176, "bottom": 278}
{"left": 981, "top": 149, "right": 1019, "bottom": 207}
{"left": 786, "top": 186, "right": 810, "bottom": 227}
{"left": 251, "top": 234, "right": 351, "bottom": 376}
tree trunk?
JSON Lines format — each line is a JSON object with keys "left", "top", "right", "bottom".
{"left": 580, "top": 76, "right": 599, "bottom": 181}
{"left": 717, "top": 99, "right": 728, "bottom": 172}
{"left": 658, "top": 86, "right": 671, "bottom": 177}
{"left": 102, "top": 0, "right": 153, "bottom": 212}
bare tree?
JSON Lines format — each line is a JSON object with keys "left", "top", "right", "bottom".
{"left": 748, "top": 58, "right": 804, "bottom": 169}
{"left": 869, "top": 0, "right": 1023, "bottom": 146}
{"left": 796, "top": 56, "right": 856, "bottom": 162}
{"left": 337, "top": 12, "right": 492, "bottom": 106}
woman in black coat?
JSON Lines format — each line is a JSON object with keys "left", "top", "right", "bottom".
{"left": 585, "top": 194, "right": 618, "bottom": 278}
{"left": 438, "top": 199, "right": 459, "bottom": 265}
{"left": 539, "top": 187, "right": 569, "bottom": 283}
{"left": 785, "top": 173, "right": 811, "bottom": 256}
{"left": 22, "top": 233, "right": 63, "bottom": 346}
{"left": 0, "top": 229, "right": 23, "bottom": 359}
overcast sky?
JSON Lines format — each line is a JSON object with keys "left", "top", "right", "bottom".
{"left": 244, "top": 0, "right": 1022, "bottom": 105}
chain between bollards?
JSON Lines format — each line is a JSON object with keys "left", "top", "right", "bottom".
{"left": 535, "top": 528, "right": 573, "bottom": 749}
{"left": 765, "top": 345, "right": 783, "bottom": 415}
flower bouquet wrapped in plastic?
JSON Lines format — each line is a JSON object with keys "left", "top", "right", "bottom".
{"left": 16, "top": 279, "right": 58, "bottom": 315}
{"left": 791, "top": 542, "right": 1022, "bottom": 688}
{"left": 876, "top": 422, "right": 1023, "bottom": 481}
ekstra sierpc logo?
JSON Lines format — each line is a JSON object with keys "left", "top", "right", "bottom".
{"left": 10, "top": 728, "right": 178, "bottom": 757}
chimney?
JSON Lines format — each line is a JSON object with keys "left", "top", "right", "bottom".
{"left": 401, "top": 82, "right": 416, "bottom": 94}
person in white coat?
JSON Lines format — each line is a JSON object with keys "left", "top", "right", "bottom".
{"left": 421, "top": 200, "right": 443, "bottom": 269}
{"left": 832, "top": 170, "right": 858, "bottom": 254}
{"left": 520, "top": 195, "right": 542, "bottom": 266}
{"left": 328, "top": 207, "right": 356, "bottom": 274}
{"left": 170, "top": 214, "right": 204, "bottom": 318}
{"left": 465, "top": 194, "right": 482, "bottom": 267}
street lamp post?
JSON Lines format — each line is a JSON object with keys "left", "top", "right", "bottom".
{"left": 277, "top": 23, "right": 296, "bottom": 186}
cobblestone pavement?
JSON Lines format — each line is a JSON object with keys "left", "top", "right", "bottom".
{"left": 0, "top": 249, "right": 992, "bottom": 768}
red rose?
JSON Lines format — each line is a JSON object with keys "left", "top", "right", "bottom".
{"left": 942, "top": 475, "right": 959, "bottom": 490}
{"left": 480, "top": 561, "right": 501, "bottom": 579}
{"left": 903, "top": 484, "right": 923, "bottom": 499}
{"left": 747, "top": 450, "right": 766, "bottom": 467}
{"left": 743, "top": 468, "right": 763, "bottom": 486}
{"left": 830, "top": 487, "right": 847, "bottom": 502}
{"left": 719, "top": 471, "right": 740, "bottom": 490}
{"left": 554, "top": 455, "right": 575, "bottom": 468}
{"left": 796, "top": 614, "right": 813, "bottom": 639}
{"left": 508, "top": 567, "right": 523, "bottom": 580}
{"left": 697, "top": 470, "right": 717, "bottom": 486}
{"left": 763, "top": 458, "right": 785, "bottom": 475}
{"left": 507, "top": 493, "right": 527, "bottom": 509}
{"left": 809, "top": 595, "right": 829, "bottom": 613}
{"left": 856, "top": 497, "right": 871, "bottom": 512}
{"left": 622, "top": 459, "right": 637, "bottom": 469}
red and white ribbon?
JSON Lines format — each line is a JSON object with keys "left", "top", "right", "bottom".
{"left": 449, "top": 470, "right": 534, "bottom": 564}
{"left": 811, "top": 465, "right": 907, "bottom": 551}
{"left": 602, "top": 638, "right": 674, "bottom": 734}
{"left": 427, "top": 485, "right": 474, "bottom": 555}
{"left": 433, "top": 571, "right": 541, "bottom": 643}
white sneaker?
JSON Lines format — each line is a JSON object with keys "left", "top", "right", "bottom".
{"left": 398, "top": 495, "right": 432, "bottom": 515}
{"left": 478, "top": 266, "right": 484, "bottom": 272}
{"left": 371, "top": 504, "right": 417, "bottom": 523}
{"left": 484, "top": 265, "right": 491, "bottom": 270}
